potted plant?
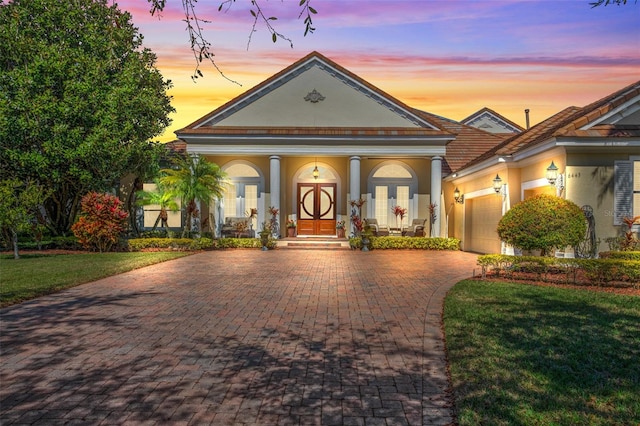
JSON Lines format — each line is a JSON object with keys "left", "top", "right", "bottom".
{"left": 336, "top": 220, "right": 346, "bottom": 238}
{"left": 286, "top": 219, "right": 296, "bottom": 237}
{"left": 391, "top": 205, "right": 407, "bottom": 235}
{"left": 361, "top": 219, "right": 374, "bottom": 252}
{"left": 259, "top": 221, "right": 272, "bottom": 251}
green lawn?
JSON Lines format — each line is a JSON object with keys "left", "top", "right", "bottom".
{"left": 0, "top": 252, "right": 191, "bottom": 307}
{"left": 444, "top": 280, "right": 640, "bottom": 426}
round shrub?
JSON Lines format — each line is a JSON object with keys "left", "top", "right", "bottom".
{"left": 71, "top": 192, "right": 128, "bottom": 252}
{"left": 497, "top": 194, "right": 586, "bottom": 255}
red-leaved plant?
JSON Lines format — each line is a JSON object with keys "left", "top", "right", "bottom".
{"left": 391, "top": 205, "right": 407, "bottom": 230}
{"left": 72, "top": 192, "right": 129, "bottom": 252}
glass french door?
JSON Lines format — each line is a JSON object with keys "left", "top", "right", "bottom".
{"left": 297, "top": 183, "right": 336, "bottom": 235}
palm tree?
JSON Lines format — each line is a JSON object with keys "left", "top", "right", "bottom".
{"left": 136, "top": 180, "right": 180, "bottom": 232}
{"left": 160, "top": 154, "right": 227, "bottom": 237}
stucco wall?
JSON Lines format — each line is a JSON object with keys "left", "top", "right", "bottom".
{"left": 215, "top": 66, "right": 421, "bottom": 128}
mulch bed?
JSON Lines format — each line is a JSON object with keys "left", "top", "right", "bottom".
{"left": 476, "top": 270, "right": 639, "bottom": 297}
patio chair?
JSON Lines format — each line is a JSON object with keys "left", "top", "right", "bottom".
{"left": 365, "top": 218, "right": 388, "bottom": 236}
{"left": 405, "top": 218, "right": 426, "bottom": 237}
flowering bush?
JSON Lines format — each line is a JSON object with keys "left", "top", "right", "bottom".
{"left": 71, "top": 192, "right": 128, "bottom": 252}
{"left": 351, "top": 214, "right": 364, "bottom": 233}
{"left": 336, "top": 220, "right": 346, "bottom": 229}
{"left": 286, "top": 219, "right": 296, "bottom": 228}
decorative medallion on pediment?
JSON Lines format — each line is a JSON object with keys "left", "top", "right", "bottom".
{"left": 304, "top": 89, "right": 325, "bottom": 103}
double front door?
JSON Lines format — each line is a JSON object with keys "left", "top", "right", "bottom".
{"left": 297, "top": 183, "right": 336, "bottom": 236}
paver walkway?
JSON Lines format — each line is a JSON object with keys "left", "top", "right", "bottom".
{"left": 1, "top": 250, "right": 478, "bottom": 425}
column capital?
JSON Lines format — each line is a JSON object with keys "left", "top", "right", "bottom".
{"left": 269, "top": 155, "right": 281, "bottom": 161}
{"left": 431, "top": 156, "right": 443, "bottom": 161}
{"left": 349, "top": 156, "right": 361, "bottom": 162}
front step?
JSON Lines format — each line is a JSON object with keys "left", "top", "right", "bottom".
{"left": 277, "top": 237, "right": 352, "bottom": 250}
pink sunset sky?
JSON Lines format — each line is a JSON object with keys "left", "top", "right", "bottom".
{"left": 116, "top": 0, "right": 640, "bottom": 142}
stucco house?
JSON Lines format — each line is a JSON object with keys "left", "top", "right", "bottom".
{"left": 448, "top": 80, "right": 640, "bottom": 254}
{"left": 162, "top": 51, "right": 639, "bottom": 254}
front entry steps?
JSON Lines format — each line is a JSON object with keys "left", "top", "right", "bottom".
{"left": 277, "top": 236, "right": 352, "bottom": 250}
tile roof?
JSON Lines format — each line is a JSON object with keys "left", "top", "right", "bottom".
{"left": 462, "top": 106, "right": 525, "bottom": 133}
{"left": 413, "top": 110, "right": 505, "bottom": 174}
{"left": 163, "top": 139, "right": 187, "bottom": 153}
{"left": 494, "top": 106, "right": 583, "bottom": 156}
{"left": 458, "top": 79, "right": 640, "bottom": 171}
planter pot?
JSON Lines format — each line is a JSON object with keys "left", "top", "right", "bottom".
{"left": 337, "top": 228, "right": 346, "bottom": 238}
{"left": 361, "top": 236, "right": 370, "bottom": 252}
{"left": 287, "top": 227, "right": 296, "bottom": 237}
{"left": 259, "top": 233, "right": 270, "bottom": 251}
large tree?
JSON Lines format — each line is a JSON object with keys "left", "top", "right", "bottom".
{"left": 0, "top": 179, "right": 48, "bottom": 259}
{"left": 0, "top": 0, "right": 174, "bottom": 235}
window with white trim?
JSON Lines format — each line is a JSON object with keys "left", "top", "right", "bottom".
{"left": 223, "top": 183, "right": 237, "bottom": 218}
{"left": 222, "top": 162, "right": 263, "bottom": 222}
{"left": 375, "top": 186, "right": 388, "bottom": 226}
{"left": 614, "top": 159, "right": 640, "bottom": 225}
{"left": 634, "top": 161, "right": 640, "bottom": 217}
{"left": 368, "top": 162, "right": 417, "bottom": 227}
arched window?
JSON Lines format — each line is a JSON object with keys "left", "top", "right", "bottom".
{"left": 368, "top": 162, "right": 417, "bottom": 228}
{"left": 222, "top": 161, "right": 264, "bottom": 226}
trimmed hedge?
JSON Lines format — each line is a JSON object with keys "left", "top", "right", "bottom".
{"left": 215, "top": 237, "right": 277, "bottom": 250}
{"left": 127, "top": 238, "right": 214, "bottom": 251}
{"left": 126, "top": 237, "right": 277, "bottom": 251}
{"left": 477, "top": 254, "right": 640, "bottom": 288}
{"left": 14, "top": 236, "right": 81, "bottom": 251}
{"left": 599, "top": 251, "right": 640, "bottom": 260}
{"left": 348, "top": 236, "right": 460, "bottom": 251}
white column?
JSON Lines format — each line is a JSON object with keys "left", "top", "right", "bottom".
{"left": 349, "top": 156, "right": 361, "bottom": 235}
{"left": 269, "top": 155, "right": 280, "bottom": 210}
{"left": 430, "top": 156, "right": 442, "bottom": 237}
{"left": 349, "top": 156, "right": 361, "bottom": 202}
{"left": 269, "top": 155, "right": 281, "bottom": 223}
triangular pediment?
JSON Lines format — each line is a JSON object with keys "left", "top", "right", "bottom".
{"left": 462, "top": 107, "right": 523, "bottom": 134}
{"left": 186, "top": 52, "right": 440, "bottom": 131}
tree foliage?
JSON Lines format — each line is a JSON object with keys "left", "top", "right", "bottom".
{"left": 0, "top": 179, "right": 49, "bottom": 259}
{"left": 590, "top": 0, "right": 637, "bottom": 6}
{"left": 497, "top": 194, "right": 587, "bottom": 255}
{"left": 159, "top": 155, "right": 227, "bottom": 237}
{"left": 0, "top": 0, "right": 174, "bottom": 235}
{"left": 147, "top": 0, "right": 317, "bottom": 82}
{"left": 136, "top": 180, "right": 180, "bottom": 231}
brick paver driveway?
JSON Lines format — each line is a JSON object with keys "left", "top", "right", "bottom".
{"left": 1, "top": 250, "right": 478, "bottom": 425}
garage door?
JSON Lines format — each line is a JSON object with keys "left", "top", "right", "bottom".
{"left": 466, "top": 195, "right": 503, "bottom": 254}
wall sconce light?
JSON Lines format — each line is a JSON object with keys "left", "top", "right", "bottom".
{"left": 453, "top": 187, "right": 464, "bottom": 204}
{"left": 493, "top": 174, "right": 503, "bottom": 194}
{"left": 312, "top": 158, "right": 319, "bottom": 180}
{"left": 546, "top": 160, "right": 565, "bottom": 194}
{"left": 546, "top": 161, "right": 558, "bottom": 186}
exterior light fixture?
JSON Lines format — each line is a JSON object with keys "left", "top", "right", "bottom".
{"left": 493, "top": 174, "right": 503, "bottom": 193}
{"left": 546, "top": 161, "right": 559, "bottom": 186}
{"left": 453, "top": 187, "right": 464, "bottom": 204}
{"left": 312, "top": 158, "right": 319, "bottom": 180}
